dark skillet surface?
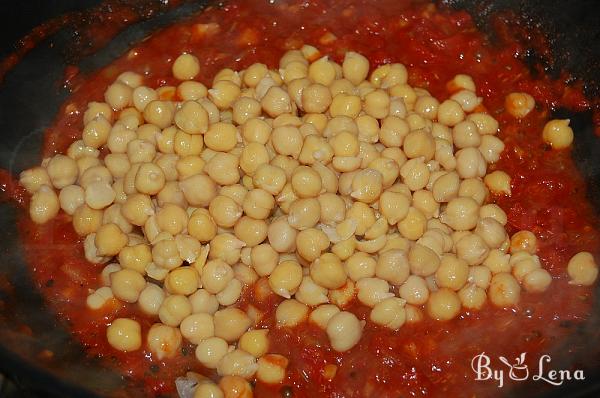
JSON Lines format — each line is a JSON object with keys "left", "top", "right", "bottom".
{"left": 0, "top": 1, "right": 598, "bottom": 397}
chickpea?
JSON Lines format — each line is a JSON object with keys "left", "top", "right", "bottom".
{"left": 138, "top": 283, "right": 165, "bottom": 315}
{"left": 567, "top": 251, "right": 598, "bottom": 286}
{"left": 435, "top": 254, "right": 469, "bottom": 291}
{"left": 217, "top": 349, "right": 257, "bottom": 379}
{"left": 195, "top": 336, "right": 229, "bottom": 369}
{"left": 408, "top": 243, "right": 441, "bottom": 277}
{"left": 310, "top": 253, "right": 347, "bottom": 289}
{"left": 105, "top": 82, "right": 132, "bottom": 110}
{"left": 376, "top": 249, "right": 410, "bottom": 285}
{"left": 179, "top": 174, "right": 218, "bottom": 208}
{"left": 268, "top": 260, "right": 303, "bottom": 299}
{"left": 143, "top": 100, "right": 174, "bottom": 129}
{"left": 194, "top": 382, "right": 224, "bottom": 398}
{"left": 147, "top": 323, "right": 182, "bottom": 360}
{"left": 256, "top": 354, "right": 289, "bottom": 385}
{"left": 379, "top": 116, "right": 409, "bottom": 148}
{"left": 249, "top": 244, "right": 279, "bottom": 277}
{"left": 46, "top": 154, "right": 78, "bottom": 189}
{"left": 71, "top": 203, "right": 103, "bottom": 235}
{"left": 398, "top": 275, "right": 429, "bottom": 305}
{"left": 427, "top": 288, "right": 461, "bottom": 321}
{"left": 341, "top": 51, "right": 369, "bottom": 85}
{"left": 205, "top": 153, "right": 240, "bottom": 186}
{"left": 301, "top": 83, "right": 332, "bottom": 113}
{"left": 488, "top": 273, "right": 521, "bottom": 307}
{"left": 84, "top": 101, "right": 113, "bottom": 125}
{"left": 201, "top": 259, "right": 235, "bottom": 294}
{"left": 369, "top": 297, "right": 406, "bottom": 330}
{"left": 440, "top": 197, "right": 479, "bottom": 231}
{"left": 296, "top": 275, "right": 329, "bottom": 306}
{"left": 326, "top": 311, "right": 362, "bottom": 352}
{"left": 356, "top": 277, "right": 394, "bottom": 307}
{"left": 379, "top": 190, "right": 410, "bottom": 225}
{"left": 348, "top": 168, "right": 382, "bottom": 204}
{"left": 109, "top": 268, "right": 145, "bottom": 303}
{"left": 455, "top": 147, "right": 487, "bottom": 179}
{"left": 541, "top": 119, "right": 575, "bottom": 149}
{"left": 93, "top": 223, "right": 127, "bottom": 256}
{"left": 505, "top": 92, "right": 535, "bottom": 119}
{"left": 276, "top": 299, "right": 309, "bottom": 327}
{"left": 29, "top": 184, "right": 59, "bottom": 224}
{"left": 106, "top": 318, "right": 141, "bottom": 352}
{"left": 189, "top": 289, "right": 219, "bottom": 314}
{"left": 397, "top": 207, "right": 427, "bottom": 241}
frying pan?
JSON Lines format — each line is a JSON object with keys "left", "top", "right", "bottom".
{"left": 0, "top": 1, "right": 598, "bottom": 397}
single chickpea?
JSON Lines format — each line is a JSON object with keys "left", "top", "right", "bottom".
{"left": 179, "top": 313, "right": 215, "bottom": 344}
{"left": 510, "top": 230, "right": 537, "bottom": 254}
{"left": 138, "top": 283, "right": 165, "bottom": 315}
{"left": 19, "top": 166, "right": 52, "bottom": 194}
{"left": 201, "top": 259, "right": 234, "bottom": 294}
{"left": 317, "top": 193, "right": 346, "bottom": 225}
{"left": 275, "top": 299, "right": 309, "bottom": 327}
{"left": 172, "top": 53, "right": 200, "bottom": 80}
{"left": 256, "top": 354, "right": 289, "bottom": 385}
{"left": 310, "top": 253, "right": 347, "bottom": 289}
{"left": 209, "top": 233, "right": 246, "bottom": 265}
{"left": 46, "top": 154, "right": 78, "bottom": 189}
{"left": 268, "top": 260, "right": 303, "bottom": 298}
{"left": 398, "top": 275, "right": 429, "bottom": 305}
{"left": 408, "top": 244, "right": 441, "bottom": 277}
{"left": 205, "top": 152, "right": 240, "bottom": 186}
{"left": 242, "top": 189, "right": 275, "bottom": 220}
{"left": 239, "top": 329, "right": 269, "bottom": 358}
{"left": 342, "top": 51, "right": 369, "bottom": 85}
{"left": 270, "top": 125, "right": 303, "bottom": 159}
{"left": 189, "top": 289, "right": 219, "bottom": 314}
{"left": 250, "top": 243, "right": 279, "bottom": 277}
{"left": 488, "top": 273, "right": 521, "bottom": 307}
{"left": 94, "top": 223, "right": 127, "bottom": 256}
{"left": 400, "top": 158, "right": 430, "bottom": 191}
{"left": 379, "top": 190, "right": 410, "bottom": 225}
{"left": 147, "top": 323, "right": 183, "bottom": 360}
{"left": 427, "top": 288, "right": 461, "bottom": 321}
{"left": 152, "top": 238, "right": 184, "bottom": 269}
{"left": 437, "top": 99, "right": 465, "bottom": 126}
{"left": 567, "top": 251, "right": 598, "bottom": 286}
{"left": 542, "top": 119, "right": 574, "bottom": 149}
{"left": 505, "top": 92, "right": 535, "bottom": 119}
{"left": 362, "top": 89, "right": 390, "bottom": 120}
{"left": 194, "top": 382, "right": 224, "bottom": 398}
{"left": 135, "top": 162, "right": 165, "bottom": 195}
{"left": 370, "top": 297, "right": 407, "bottom": 330}
{"left": 375, "top": 249, "right": 410, "bottom": 285}
{"left": 308, "top": 56, "right": 336, "bottom": 86}
{"left": 165, "top": 266, "right": 199, "bottom": 296}
{"left": 261, "top": 86, "right": 292, "bottom": 117}
{"left": 218, "top": 376, "right": 253, "bottom": 398}
{"left": 217, "top": 349, "right": 258, "bottom": 379}
{"left": 179, "top": 174, "right": 218, "bottom": 207}
{"left": 326, "top": 311, "right": 363, "bottom": 352}
{"left": 105, "top": 82, "right": 132, "bottom": 110}
{"left": 106, "top": 318, "right": 141, "bottom": 352}
{"left": 252, "top": 164, "right": 286, "bottom": 196}
{"left": 349, "top": 168, "right": 383, "bottom": 204}
{"left": 208, "top": 80, "right": 241, "bottom": 110}
{"left": 290, "top": 166, "right": 322, "bottom": 199}
{"left": 84, "top": 101, "right": 113, "bottom": 125}
{"left": 474, "top": 217, "right": 507, "bottom": 249}
{"left": 158, "top": 294, "right": 192, "bottom": 327}
{"left": 456, "top": 233, "right": 490, "bottom": 266}
{"left": 195, "top": 336, "right": 229, "bottom": 369}
{"left": 296, "top": 275, "right": 329, "bottom": 306}
{"left": 29, "top": 185, "right": 59, "bottom": 224}
{"left": 484, "top": 170, "right": 511, "bottom": 196}
{"left": 143, "top": 100, "right": 174, "bottom": 129}
{"left": 379, "top": 116, "right": 410, "bottom": 148}
{"left": 110, "top": 268, "right": 146, "bottom": 303}
{"left": 356, "top": 277, "right": 394, "bottom": 307}
{"left": 397, "top": 207, "right": 427, "bottom": 241}
{"left": 440, "top": 197, "right": 479, "bottom": 231}
{"left": 435, "top": 254, "right": 469, "bottom": 291}
{"left": 301, "top": 83, "right": 332, "bottom": 113}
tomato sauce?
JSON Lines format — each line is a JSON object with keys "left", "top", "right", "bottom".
{"left": 4, "top": 0, "right": 600, "bottom": 397}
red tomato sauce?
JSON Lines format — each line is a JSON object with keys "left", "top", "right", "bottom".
{"left": 4, "top": 0, "right": 600, "bottom": 397}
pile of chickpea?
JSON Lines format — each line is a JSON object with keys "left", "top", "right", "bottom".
{"left": 19, "top": 45, "right": 598, "bottom": 397}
